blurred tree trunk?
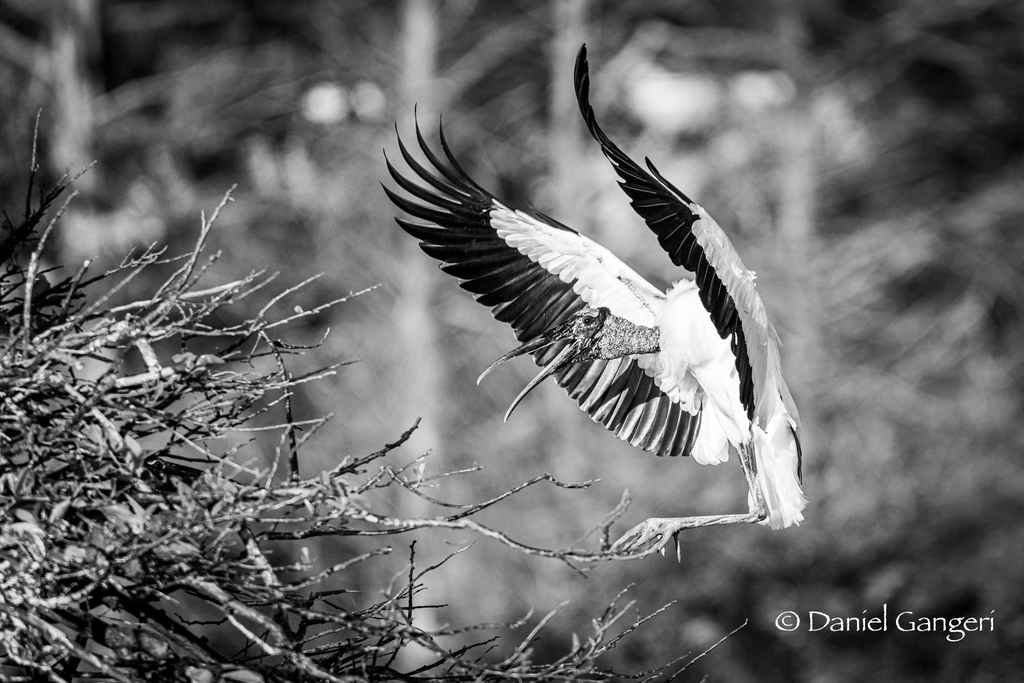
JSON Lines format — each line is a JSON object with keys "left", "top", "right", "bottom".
{"left": 51, "top": 0, "right": 100, "bottom": 265}
{"left": 395, "top": 0, "right": 445, "bottom": 465}
{"left": 50, "top": 0, "right": 99, "bottom": 192}
{"left": 543, "top": 0, "right": 589, "bottom": 467}
{"left": 775, "top": 1, "right": 819, "bottom": 456}
{"left": 548, "top": 0, "right": 587, "bottom": 208}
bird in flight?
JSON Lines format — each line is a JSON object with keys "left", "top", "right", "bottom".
{"left": 383, "top": 45, "right": 806, "bottom": 556}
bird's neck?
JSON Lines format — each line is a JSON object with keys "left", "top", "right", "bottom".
{"left": 597, "top": 315, "right": 661, "bottom": 358}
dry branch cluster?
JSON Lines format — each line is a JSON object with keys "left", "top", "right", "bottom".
{"left": 0, "top": 172, "right": 696, "bottom": 682}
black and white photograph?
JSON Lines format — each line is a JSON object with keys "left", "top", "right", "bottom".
{"left": 1, "top": 1, "right": 1022, "bottom": 681}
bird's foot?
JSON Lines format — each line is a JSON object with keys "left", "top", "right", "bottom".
{"left": 609, "top": 511, "right": 763, "bottom": 558}
{"left": 609, "top": 517, "right": 684, "bottom": 559}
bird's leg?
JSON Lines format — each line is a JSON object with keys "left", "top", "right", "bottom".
{"left": 610, "top": 441, "right": 768, "bottom": 558}
{"left": 739, "top": 440, "right": 767, "bottom": 519}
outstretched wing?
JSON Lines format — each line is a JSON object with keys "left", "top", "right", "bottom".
{"left": 384, "top": 117, "right": 700, "bottom": 457}
{"left": 574, "top": 45, "right": 797, "bottom": 433}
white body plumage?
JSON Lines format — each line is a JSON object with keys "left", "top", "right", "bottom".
{"left": 657, "top": 281, "right": 805, "bottom": 528}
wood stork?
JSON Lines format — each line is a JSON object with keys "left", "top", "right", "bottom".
{"left": 383, "top": 45, "right": 806, "bottom": 555}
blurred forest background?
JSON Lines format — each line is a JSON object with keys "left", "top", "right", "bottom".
{"left": 2, "top": 0, "right": 1023, "bottom": 680}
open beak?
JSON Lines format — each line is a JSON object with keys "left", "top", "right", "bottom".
{"left": 477, "top": 332, "right": 579, "bottom": 422}
{"left": 500, "top": 342, "right": 578, "bottom": 421}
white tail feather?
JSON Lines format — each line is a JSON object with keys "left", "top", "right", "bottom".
{"left": 752, "top": 409, "right": 806, "bottom": 529}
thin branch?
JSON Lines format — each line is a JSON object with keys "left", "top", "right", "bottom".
{"left": 22, "top": 192, "right": 76, "bottom": 352}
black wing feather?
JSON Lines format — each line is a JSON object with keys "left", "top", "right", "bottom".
{"left": 574, "top": 45, "right": 756, "bottom": 421}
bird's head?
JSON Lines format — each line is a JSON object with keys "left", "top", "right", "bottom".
{"left": 477, "top": 307, "right": 611, "bottom": 421}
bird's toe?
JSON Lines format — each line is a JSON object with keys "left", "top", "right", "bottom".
{"left": 610, "top": 518, "right": 676, "bottom": 557}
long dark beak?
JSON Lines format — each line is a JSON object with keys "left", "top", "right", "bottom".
{"left": 477, "top": 334, "right": 578, "bottom": 422}
{"left": 499, "top": 341, "right": 578, "bottom": 422}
